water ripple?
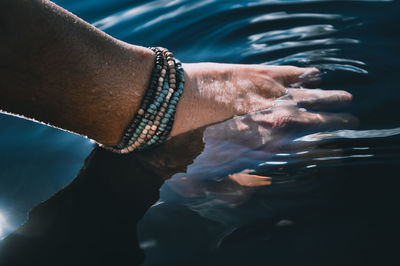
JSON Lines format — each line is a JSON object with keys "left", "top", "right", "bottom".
{"left": 295, "top": 127, "right": 400, "bottom": 142}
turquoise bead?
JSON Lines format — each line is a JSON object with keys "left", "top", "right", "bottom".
{"left": 133, "top": 133, "right": 139, "bottom": 138}
{"left": 159, "top": 127, "right": 165, "bottom": 132}
{"left": 170, "top": 100, "right": 178, "bottom": 105}
{"left": 159, "top": 123, "right": 167, "bottom": 128}
{"left": 164, "top": 113, "right": 171, "bottom": 118}
{"left": 167, "top": 109, "right": 174, "bottom": 115}
{"left": 161, "top": 118, "right": 169, "bottom": 123}
{"left": 149, "top": 104, "right": 157, "bottom": 110}
{"left": 155, "top": 101, "right": 161, "bottom": 107}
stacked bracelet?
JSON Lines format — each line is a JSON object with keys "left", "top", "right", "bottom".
{"left": 100, "top": 47, "right": 184, "bottom": 154}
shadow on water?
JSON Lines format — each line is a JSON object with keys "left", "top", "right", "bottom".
{"left": 1, "top": 0, "right": 400, "bottom": 265}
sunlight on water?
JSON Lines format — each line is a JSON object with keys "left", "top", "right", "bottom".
{"left": 294, "top": 127, "right": 400, "bottom": 142}
{"left": 0, "top": 211, "right": 6, "bottom": 240}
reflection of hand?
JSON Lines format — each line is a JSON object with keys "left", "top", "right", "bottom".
{"left": 172, "top": 63, "right": 323, "bottom": 136}
{"left": 206, "top": 88, "right": 356, "bottom": 187}
{"left": 166, "top": 82, "right": 357, "bottom": 192}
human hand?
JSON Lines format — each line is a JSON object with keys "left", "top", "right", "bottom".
{"left": 171, "top": 63, "right": 325, "bottom": 136}
{"left": 166, "top": 84, "right": 357, "bottom": 193}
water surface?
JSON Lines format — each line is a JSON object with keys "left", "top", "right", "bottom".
{"left": 1, "top": 0, "right": 399, "bottom": 265}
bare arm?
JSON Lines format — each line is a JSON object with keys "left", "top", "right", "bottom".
{"left": 0, "top": 0, "right": 155, "bottom": 145}
{"left": 0, "top": 0, "right": 352, "bottom": 148}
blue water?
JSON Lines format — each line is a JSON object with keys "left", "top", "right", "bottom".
{"left": 1, "top": 0, "right": 400, "bottom": 265}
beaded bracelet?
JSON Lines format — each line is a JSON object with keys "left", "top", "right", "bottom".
{"left": 100, "top": 47, "right": 184, "bottom": 154}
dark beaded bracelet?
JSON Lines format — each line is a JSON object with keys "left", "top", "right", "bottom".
{"left": 100, "top": 47, "right": 184, "bottom": 154}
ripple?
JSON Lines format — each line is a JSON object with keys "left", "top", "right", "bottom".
{"left": 295, "top": 127, "right": 400, "bottom": 142}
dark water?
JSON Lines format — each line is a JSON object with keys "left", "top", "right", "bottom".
{"left": 1, "top": 0, "right": 400, "bottom": 265}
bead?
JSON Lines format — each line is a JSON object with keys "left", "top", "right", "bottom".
{"left": 155, "top": 116, "right": 162, "bottom": 121}
{"left": 154, "top": 120, "right": 160, "bottom": 126}
{"left": 168, "top": 88, "right": 174, "bottom": 93}
{"left": 149, "top": 130, "right": 155, "bottom": 135}
{"left": 169, "top": 68, "right": 176, "bottom": 74}
{"left": 160, "top": 69, "right": 166, "bottom": 75}
{"left": 142, "top": 129, "right": 148, "bottom": 135}
{"left": 160, "top": 107, "right": 166, "bottom": 112}
{"left": 151, "top": 125, "right": 157, "bottom": 131}
{"left": 170, "top": 84, "right": 176, "bottom": 89}
{"left": 138, "top": 138, "right": 145, "bottom": 144}
{"left": 161, "top": 118, "right": 169, "bottom": 124}
{"left": 128, "top": 146, "right": 134, "bottom": 152}
{"left": 145, "top": 125, "right": 151, "bottom": 130}
{"left": 138, "top": 109, "right": 145, "bottom": 115}
{"left": 169, "top": 79, "right": 176, "bottom": 84}
{"left": 140, "top": 133, "right": 146, "bottom": 139}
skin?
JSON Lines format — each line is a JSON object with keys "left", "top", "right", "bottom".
{"left": 0, "top": 0, "right": 353, "bottom": 148}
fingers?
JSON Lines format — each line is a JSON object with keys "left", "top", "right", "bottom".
{"left": 267, "top": 65, "right": 320, "bottom": 87}
{"left": 293, "top": 111, "right": 359, "bottom": 130}
{"left": 285, "top": 88, "right": 353, "bottom": 109}
{"left": 229, "top": 171, "right": 272, "bottom": 187}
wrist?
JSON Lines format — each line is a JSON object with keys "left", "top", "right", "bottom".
{"left": 87, "top": 44, "right": 156, "bottom": 145}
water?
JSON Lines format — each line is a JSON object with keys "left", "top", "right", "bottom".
{"left": 1, "top": 0, "right": 399, "bottom": 265}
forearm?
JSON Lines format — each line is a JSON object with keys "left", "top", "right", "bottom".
{"left": 0, "top": 0, "right": 155, "bottom": 145}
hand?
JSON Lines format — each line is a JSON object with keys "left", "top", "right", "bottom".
{"left": 166, "top": 84, "right": 357, "bottom": 195}
{"left": 171, "top": 63, "right": 325, "bottom": 136}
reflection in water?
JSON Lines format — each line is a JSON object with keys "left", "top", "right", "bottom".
{"left": 0, "top": 212, "right": 5, "bottom": 240}
{"left": 295, "top": 127, "right": 400, "bottom": 141}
